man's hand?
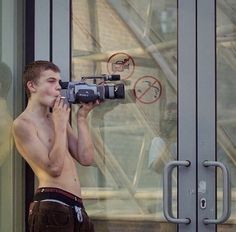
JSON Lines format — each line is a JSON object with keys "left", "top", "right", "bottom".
{"left": 52, "top": 96, "right": 70, "bottom": 128}
{"left": 77, "top": 100, "right": 100, "bottom": 120}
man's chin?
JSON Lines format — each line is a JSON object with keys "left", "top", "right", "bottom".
{"left": 46, "top": 100, "right": 55, "bottom": 108}
{"left": 49, "top": 97, "right": 58, "bottom": 107}
{"left": 49, "top": 101, "right": 55, "bottom": 108}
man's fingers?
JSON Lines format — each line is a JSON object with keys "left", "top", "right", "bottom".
{"left": 55, "top": 96, "right": 61, "bottom": 106}
{"left": 55, "top": 95, "right": 64, "bottom": 107}
{"left": 54, "top": 96, "right": 68, "bottom": 110}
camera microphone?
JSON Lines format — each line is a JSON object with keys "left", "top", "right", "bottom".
{"left": 81, "top": 74, "right": 121, "bottom": 81}
{"left": 105, "top": 74, "right": 120, "bottom": 81}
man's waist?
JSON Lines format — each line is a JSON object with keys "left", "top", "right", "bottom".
{"left": 34, "top": 187, "right": 84, "bottom": 208}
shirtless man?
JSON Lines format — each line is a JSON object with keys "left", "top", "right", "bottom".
{"left": 12, "top": 60, "right": 97, "bottom": 232}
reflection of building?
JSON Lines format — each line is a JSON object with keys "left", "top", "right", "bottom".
{"left": 148, "top": 102, "right": 177, "bottom": 173}
{"left": 0, "top": 62, "right": 13, "bottom": 166}
{"left": 0, "top": 99, "right": 12, "bottom": 166}
{"left": 0, "top": 62, "right": 12, "bottom": 99}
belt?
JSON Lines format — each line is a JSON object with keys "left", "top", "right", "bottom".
{"left": 34, "top": 187, "right": 84, "bottom": 208}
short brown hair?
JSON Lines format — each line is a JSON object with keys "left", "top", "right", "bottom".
{"left": 23, "top": 60, "right": 60, "bottom": 98}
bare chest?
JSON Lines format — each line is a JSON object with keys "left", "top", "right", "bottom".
{"left": 34, "top": 121, "right": 55, "bottom": 150}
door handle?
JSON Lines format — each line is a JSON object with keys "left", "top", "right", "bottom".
{"left": 163, "top": 160, "right": 191, "bottom": 224}
{"left": 203, "top": 160, "right": 231, "bottom": 224}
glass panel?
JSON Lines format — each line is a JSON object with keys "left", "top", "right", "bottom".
{"left": 0, "top": 0, "right": 24, "bottom": 231}
{"left": 217, "top": 0, "right": 236, "bottom": 230}
{"left": 72, "top": 0, "right": 177, "bottom": 230}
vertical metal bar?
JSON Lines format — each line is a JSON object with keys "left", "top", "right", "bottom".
{"left": 25, "top": 1, "right": 35, "bottom": 231}
{"left": 197, "top": 0, "right": 216, "bottom": 231}
{"left": 29, "top": 0, "right": 71, "bottom": 230}
{"left": 0, "top": 0, "right": 2, "bottom": 59}
{"left": 178, "top": 0, "right": 197, "bottom": 231}
{"left": 52, "top": 0, "right": 71, "bottom": 82}
{"left": 34, "top": 0, "right": 50, "bottom": 60}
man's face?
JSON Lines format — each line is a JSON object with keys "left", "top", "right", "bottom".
{"left": 34, "top": 69, "right": 61, "bottom": 107}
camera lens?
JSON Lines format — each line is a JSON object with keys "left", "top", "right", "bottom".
{"left": 104, "top": 83, "right": 125, "bottom": 99}
{"left": 114, "top": 83, "right": 125, "bottom": 99}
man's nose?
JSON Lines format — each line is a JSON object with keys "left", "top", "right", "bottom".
{"left": 56, "top": 81, "right": 62, "bottom": 90}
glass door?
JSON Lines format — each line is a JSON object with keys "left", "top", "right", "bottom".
{"left": 33, "top": 0, "right": 197, "bottom": 231}
{"left": 217, "top": 0, "right": 236, "bottom": 231}
{"left": 71, "top": 0, "right": 179, "bottom": 231}
{"left": 196, "top": 1, "right": 231, "bottom": 231}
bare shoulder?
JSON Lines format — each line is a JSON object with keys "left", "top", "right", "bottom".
{"left": 12, "top": 112, "right": 35, "bottom": 138}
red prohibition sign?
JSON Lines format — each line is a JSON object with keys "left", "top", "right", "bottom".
{"left": 134, "top": 76, "right": 162, "bottom": 104}
{"left": 107, "top": 52, "right": 135, "bottom": 80}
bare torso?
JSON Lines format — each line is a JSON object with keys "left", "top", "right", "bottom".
{"left": 14, "top": 111, "right": 82, "bottom": 197}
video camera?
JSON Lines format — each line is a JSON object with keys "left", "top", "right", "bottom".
{"left": 59, "top": 74, "right": 125, "bottom": 104}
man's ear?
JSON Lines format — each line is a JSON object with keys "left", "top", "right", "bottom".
{"left": 26, "top": 80, "right": 37, "bottom": 94}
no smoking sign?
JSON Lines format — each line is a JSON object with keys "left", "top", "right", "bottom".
{"left": 134, "top": 76, "right": 162, "bottom": 104}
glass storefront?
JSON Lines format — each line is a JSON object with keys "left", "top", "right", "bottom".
{"left": 2, "top": 0, "right": 236, "bottom": 231}
{"left": 0, "top": 0, "right": 24, "bottom": 231}
{"left": 71, "top": 0, "right": 177, "bottom": 230}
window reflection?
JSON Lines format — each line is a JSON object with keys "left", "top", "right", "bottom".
{"left": 0, "top": 62, "right": 14, "bottom": 232}
{"left": 72, "top": 1, "right": 177, "bottom": 228}
{"left": 0, "top": 62, "right": 13, "bottom": 166}
{"left": 0, "top": 0, "right": 23, "bottom": 231}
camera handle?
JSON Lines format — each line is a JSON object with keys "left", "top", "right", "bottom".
{"left": 81, "top": 74, "right": 120, "bottom": 82}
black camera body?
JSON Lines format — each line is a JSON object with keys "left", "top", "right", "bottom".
{"left": 60, "top": 74, "right": 125, "bottom": 104}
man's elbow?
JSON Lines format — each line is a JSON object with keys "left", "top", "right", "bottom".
{"left": 47, "top": 164, "right": 63, "bottom": 177}
{"left": 80, "top": 150, "right": 94, "bottom": 166}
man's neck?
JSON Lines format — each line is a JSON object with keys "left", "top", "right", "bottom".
{"left": 26, "top": 99, "right": 50, "bottom": 119}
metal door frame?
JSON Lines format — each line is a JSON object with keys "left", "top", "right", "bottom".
{"left": 197, "top": 0, "right": 217, "bottom": 231}
{"left": 178, "top": 0, "right": 197, "bottom": 231}
{"left": 25, "top": 1, "right": 71, "bottom": 231}
{"left": 178, "top": 0, "right": 221, "bottom": 231}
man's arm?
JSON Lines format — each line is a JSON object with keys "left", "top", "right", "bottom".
{"left": 67, "top": 102, "right": 98, "bottom": 166}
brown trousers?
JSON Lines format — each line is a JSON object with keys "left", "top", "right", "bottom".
{"left": 28, "top": 201, "right": 94, "bottom": 232}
